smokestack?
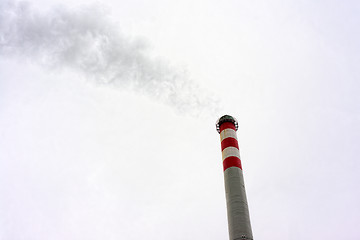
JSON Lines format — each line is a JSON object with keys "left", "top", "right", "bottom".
{"left": 216, "top": 115, "right": 253, "bottom": 240}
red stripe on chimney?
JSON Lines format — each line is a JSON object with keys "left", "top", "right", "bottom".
{"left": 223, "top": 156, "right": 242, "bottom": 171}
{"left": 219, "top": 122, "right": 236, "bottom": 132}
{"left": 221, "top": 137, "right": 239, "bottom": 151}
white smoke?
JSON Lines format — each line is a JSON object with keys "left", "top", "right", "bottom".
{"left": 0, "top": 0, "right": 219, "bottom": 113}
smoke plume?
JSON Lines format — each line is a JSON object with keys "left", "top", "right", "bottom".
{"left": 0, "top": 0, "right": 218, "bottom": 113}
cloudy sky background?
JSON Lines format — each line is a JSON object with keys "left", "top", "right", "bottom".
{"left": 1, "top": 0, "right": 359, "bottom": 239}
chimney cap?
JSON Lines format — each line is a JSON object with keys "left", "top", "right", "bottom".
{"left": 216, "top": 115, "right": 238, "bottom": 133}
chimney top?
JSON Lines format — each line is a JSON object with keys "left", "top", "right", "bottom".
{"left": 216, "top": 115, "right": 238, "bottom": 133}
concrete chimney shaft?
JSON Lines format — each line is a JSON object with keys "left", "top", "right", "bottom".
{"left": 216, "top": 115, "right": 253, "bottom": 240}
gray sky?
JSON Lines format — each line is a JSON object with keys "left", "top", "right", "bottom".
{"left": 1, "top": 0, "right": 359, "bottom": 239}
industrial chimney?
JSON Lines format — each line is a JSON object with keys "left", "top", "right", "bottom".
{"left": 216, "top": 115, "right": 253, "bottom": 240}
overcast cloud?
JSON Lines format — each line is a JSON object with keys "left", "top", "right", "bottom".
{"left": 0, "top": 0, "right": 359, "bottom": 240}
